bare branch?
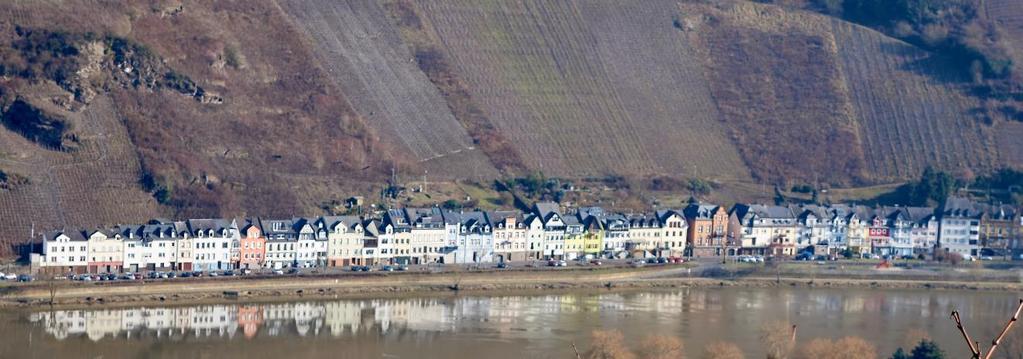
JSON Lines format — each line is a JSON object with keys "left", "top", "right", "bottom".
{"left": 984, "top": 299, "right": 1023, "bottom": 359}
{"left": 951, "top": 310, "right": 981, "bottom": 358}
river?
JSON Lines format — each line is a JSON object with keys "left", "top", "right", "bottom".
{"left": 3, "top": 287, "right": 1022, "bottom": 358}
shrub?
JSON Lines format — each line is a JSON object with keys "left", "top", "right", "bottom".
{"left": 791, "top": 184, "right": 814, "bottom": 193}
{"left": 442, "top": 199, "right": 461, "bottom": 210}
{"left": 797, "top": 337, "right": 877, "bottom": 359}
{"left": 584, "top": 330, "right": 635, "bottom": 359}
{"left": 703, "top": 341, "right": 744, "bottom": 359}
{"left": 890, "top": 340, "right": 945, "bottom": 359}
{"left": 637, "top": 335, "right": 684, "bottom": 359}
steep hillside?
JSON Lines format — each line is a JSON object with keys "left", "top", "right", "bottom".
{"left": 410, "top": 0, "right": 750, "bottom": 180}
{"left": 0, "top": 0, "right": 1020, "bottom": 256}
{"left": 0, "top": 0, "right": 398, "bottom": 254}
{"left": 274, "top": 0, "right": 500, "bottom": 180}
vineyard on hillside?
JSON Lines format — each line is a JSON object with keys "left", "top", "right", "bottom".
{"left": 986, "top": 0, "right": 1023, "bottom": 71}
{"left": 275, "top": 0, "right": 499, "bottom": 180}
{"left": 829, "top": 20, "right": 997, "bottom": 180}
{"left": 0, "top": 96, "right": 160, "bottom": 257}
{"left": 414, "top": 0, "right": 751, "bottom": 180}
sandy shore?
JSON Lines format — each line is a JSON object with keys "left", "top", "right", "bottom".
{"left": 3, "top": 266, "right": 1022, "bottom": 310}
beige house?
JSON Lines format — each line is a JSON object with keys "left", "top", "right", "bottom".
{"left": 87, "top": 229, "right": 122, "bottom": 273}
{"left": 319, "top": 216, "right": 365, "bottom": 267}
{"left": 488, "top": 210, "right": 528, "bottom": 262}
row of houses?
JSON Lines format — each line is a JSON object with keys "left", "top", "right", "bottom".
{"left": 35, "top": 197, "right": 1022, "bottom": 274}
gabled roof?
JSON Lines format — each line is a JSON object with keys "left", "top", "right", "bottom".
{"left": 941, "top": 197, "right": 982, "bottom": 218}
{"left": 534, "top": 202, "right": 561, "bottom": 221}
{"left": 45, "top": 229, "right": 87, "bottom": 242}
{"left": 318, "top": 215, "right": 363, "bottom": 232}
{"left": 186, "top": 218, "right": 237, "bottom": 236}
{"left": 583, "top": 215, "right": 605, "bottom": 231}
{"left": 404, "top": 207, "right": 445, "bottom": 229}
{"left": 627, "top": 213, "right": 660, "bottom": 228}
{"left": 684, "top": 203, "right": 722, "bottom": 219}
{"left": 978, "top": 203, "right": 1018, "bottom": 221}
{"left": 486, "top": 210, "right": 524, "bottom": 229}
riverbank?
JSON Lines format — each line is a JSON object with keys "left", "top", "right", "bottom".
{"left": 3, "top": 264, "right": 1023, "bottom": 310}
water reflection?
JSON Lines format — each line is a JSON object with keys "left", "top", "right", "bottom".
{"left": 21, "top": 288, "right": 1023, "bottom": 358}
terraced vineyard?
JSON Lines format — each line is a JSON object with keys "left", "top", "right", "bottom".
{"left": 275, "top": 0, "right": 498, "bottom": 180}
{"left": 414, "top": 0, "right": 749, "bottom": 180}
{"left": 829, "top": 20, "right": 997, "bottom": 180}
{"left": 987, "top": 0, "right": 1023, "bottom": 65}
{"left": 0, "top": 96, "right": 160, "bottom": 256}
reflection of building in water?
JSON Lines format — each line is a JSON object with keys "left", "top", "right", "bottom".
{"left": 30, "top": 305, "right": 236, "bottom": 341}
{"left": 292, "top": 302, "right": 325, "bottom": 336}
{"left": 237, "top": 306, "right": 264, "bottom": 339}
{"left": 319, "top": 298, "right": 451, "bottom": 335}
{"left": 191, "top": 305, "right": 238, "bottom": 338}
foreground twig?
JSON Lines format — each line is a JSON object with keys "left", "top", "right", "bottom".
{"left": 951, "top": 299, "right": 1023, "bottom": 359}
{"left": 985, "top": 299, "right": 1023, "bottom": 359}
{"left": 571, "top": 341, "right": 581, "bottom": 359}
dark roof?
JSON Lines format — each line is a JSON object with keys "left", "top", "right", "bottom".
{"left": 941, "top": 197, "right": 982, "bottom": 218}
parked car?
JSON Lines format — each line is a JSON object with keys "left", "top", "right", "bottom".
{"left": 287, "top": 268, "right": 300, "bottom": 274}
{"left": 350, "top": 266, "right": 362, "bottom": 272}
{"left": 981, "top": 256, "right": 994, "bottom": 261}
{"left": 180, "top": 272, "right": 193, "bottom": 278}
{"left": 224, "top": 270, "right": 235, "bottom": 276}
{"left": 105, "top": 273, "right": 118, "bottom": 281}
{"left": 590, "top": 260, "right": 602, "bottom": 266}
{"left": 1, "top": 273, "right": 14, "bottom": 281}
{"left": 557, "top": 260, "right": 567, "bottom": 267}
{"left": 382, "top": 265, "right": 395, "bottom": 272}
{"left": 900, "top": 255, "right": 915, "bottom": 260}
{"left": 148, "top": 272, "right": 161, "bottom": 279}
{"left": 496, "top": 262, "right": 508, "bottom": 269}
{"left": 657, "top": 257, "right": 668, "bottom": 264}
{"left": 646, "top": 258, "right": 658, "bottom": 264}
{"left": 167, "top": 272, "right": 177, "bottom": 278}
{"left": 17, "top": 274, "right": 33, "bottom": 282}
{"left": 241, "top": 269, "right": 251, "bottom": 275}
{"left": 273, "top": 269, "right": 285, "bottom": 275}
{"left": 630, "top": 260, "right": 646, "bottom": 268}
{"left": 795, "top": 252, "right": 814, "bottom": 261}
{"left": 397, "top": 265, "right": 408, "bottom": 271}
{"left": 362, "top": 266, "right": 373, "bottom": 272}
{"left": 547, "top": 260, "right": 559, "bottom": 267}
{"left": 119, "top": 273, "right": 136, "bottom": 280}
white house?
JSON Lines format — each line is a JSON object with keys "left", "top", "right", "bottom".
{"left": 939, "top": 197, "right": 982, "bottom": 257}
{"left": 187, "top": 219, "right": 238, "bottom": 271}
{"left": 41, "top": 230, "right": 89, "bottom": 273}
{"left": 263, "top": 219, "right": 298, "bottom": 269}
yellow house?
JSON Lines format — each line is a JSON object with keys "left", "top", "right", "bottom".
{"left": 564, "top": 215, "right": 585, "bottom": 259}
{"left": 582, "top": 215, "right": 604, "bottom": 256}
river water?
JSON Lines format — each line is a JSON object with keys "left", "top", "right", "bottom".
{"left": 3, "top": 287, "right": 1023, "bottom": 358}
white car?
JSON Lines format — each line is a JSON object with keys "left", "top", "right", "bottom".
{"left": 3, "top": 274, "right": 16, "bottom": 280}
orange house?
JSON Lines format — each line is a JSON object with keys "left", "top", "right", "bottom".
{"left": 683, "top": 201, "right": 731, "bottom": 257}
{"left": 239, "top": 219, "right": 266, "bottom": 270}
